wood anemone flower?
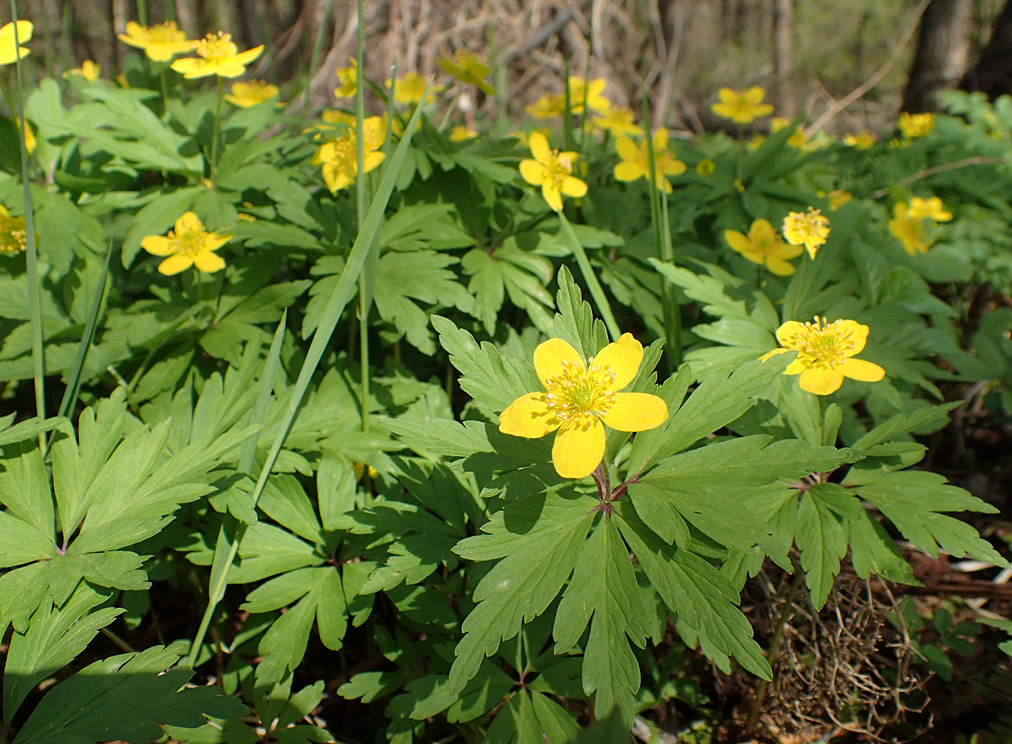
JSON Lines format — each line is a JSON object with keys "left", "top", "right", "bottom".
{"left": 710, "top": 86, "right": 774, "bottom": 124}
{"left": 117, "top": 21, "right": 194, "bottom": 63}
{"left": 225, "top": 80, "right": 280, "bottom": 108}
{"left": 0, "top": 21, "right": 31, "bottom": 65}
{"left": 782, "top": 207, "right": 830, "bottom": 259}
{"left": 141, "top": 212, "right": 231, "bottom": 275}
{"left": 171, "top": 31, "right": 263, "bottom": 79}
{"left": 499, "top": 333, "right": 668, "bottom": 479}
{"left": 519, "top": 132, "right": 587, "bottom": 212}
{"left": 763, "top": 317, "right": 885, "bottom": 395}
{"left": 724, "top": 218, "right": 802, "bottom": 276}
{"left": 613, "top": 128, "right": 687, "bottom": 193}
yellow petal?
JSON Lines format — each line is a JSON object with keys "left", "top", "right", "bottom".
{"left": 839, "top": 358, "right": 885, "bottom": 382}
{"left": 613, "top": 161, "right": 644, "bottom": 182}
{"left": 760, "top": 347, "right": 790, "bottom": 363}
{"left": 205, "top": 231, "right": 234, "bottom": 252}
{"left": 534, "top": 338, "right": 583, "bottom": 387}
{"left": 615, "top": 136, "right": 640, "bottom": 162}
{"left": 158, "top": 254, "right": 193, "bottom": 275}
{"left": 519, "top": 159, "right": 544, "bottom": 186}
{"left": 499, "top": 392, "right": 559, "bottom": 438}
{"left": 141, "top": 235, "right": 173, "bottom": 256}
{"left": 193, "top": 251, "right": 225, "bottom": 273}
{"left": 542, "top": 183, "right": 563, "bottom": 211}
{"left": 560, "top": 175, "right": 587, "bottom": 198}
{"left": 837, "top": 320, "right": 869, "bottom": 355}
{"left": 798, "top": 367, "right": 844, "bottom": 395}
{"left": 175, "top": 211, "right": 202, "bottom": 233}
{"left": 784, "top": 358, "right": 806, "bottom": 375}
{"left": 775, "top": 321, "right": 806, "bottom": 346}
{"left": 765, "top": 256, "right": 796, "bottom": 276}
{"left": 602, "top": 392, "right": 668, "bottom": 432}
{"left": 529, "top": 131, "right": 550, "bottom": 164}
{"left": 552, "top": 419, "right": 605, "bottom": 479}
{"left": 590, "top": 333, "right": 642, "bottom": 392}
{"left": 724, "top": 229, "right": 752, "bottom": 255}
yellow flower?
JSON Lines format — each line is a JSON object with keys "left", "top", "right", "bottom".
{"left": 826, "top": 189, "right": 852, "bottom": 211}
{"left": 525, "top": 94, "right": 565, "bottom": 120}
{"left": 898, "top": 112, "right": 934, "bottom": 139}
{"left": 387, "top": 71, "right": 443, "bottom": 104}
{"left": 64, "top": 59, "right": 100, "bottom": 81}
{"left": 18, "top": 121, "right": 34, "bottom": 155}
{"left": 437, "top": 49, "right": 494, "bottom": 95}
{"left": 782, "top": 207, "right": 829, "bottom": 259}
{"left": 171, "top": 31, "right": 263, "bottom": 79}
{"left": 613, "top": 129, "right": 687, "bottom": 193}
{"left": 0, "top": 205, "right": 27, "bottom": 254}
{"left": 771, "top": 117, "right": 809, "bottom": 149}
{"left": 499, "top": 334, "right": 668, "bottom": 479}
{"left": 117, "top": 21, "right": 194, "bottom": 62}
{"left": 695, "top": 158, "right": 715, "bottom": 177}
{"left": 0, "top": 20, "right": 32, "bottom": 65}
{"left": 888, "top": 202, "right": 929, "bottom": 255}
{"left": 593, "top": 107, "right": 643, "bottom": 138}
{"left": 519, "top": 132, "right": 587, "bottom": 212}
{"left": 763, "top": 317, "right": 885, "bottom": 395}
{"left": 141, "top": 212, "right": 231, "bottom": 275}
{"left": 907, "top": 196, "right": 952, "bottom": 222}
{"left": 352, "top": 462, "right": 379, "bottom": 480}
{"left": 711, "top": 86, "right": 774, "bottom": 124}
{"left": 843, "top": 130, "right": 876, "bottom": 149}
{"left": 567, "top": 76, "right": 610, "bottom": 115}
{"left": 333, "top": 58, "right": 357, "bottom": 99}
{"left": 225, "top": 79, "right": 280, "bottom": 107}
{"left": 449, "top": 124, "right": 478, "bottom": 142}
{"left": 724, "top": 219, "right": 803, "bottom": 276}
{"left": 313, "top": 115, "right": 386, "bottom": 193}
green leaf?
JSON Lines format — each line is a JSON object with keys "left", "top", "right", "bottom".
{"left": 0, "top": 511, "right": 56, "bottom": 568}
{"left": 795, "top": 485, "right": 852, "bottom": 609}
{"left": 0, "top": 437, "right": 55, "bottom": 541}
{"left": 617, "top": 504, "right": 771, "bottom": 680}
{"left": 846, "top": 469, "right": 1005, "bottom": 565}
{"left": 448, "top": 490, "right": 596, "bottom": 693}
{"left": 12, "top": 646, "right": 247, "bottom": 744}
{"left": 432, "top": 315, "right": 541, "bottom": 420}
{"left": 554, "top": 518, "right": 648, "bottom": 723}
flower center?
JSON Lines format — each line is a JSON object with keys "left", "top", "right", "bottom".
{"left": 543, "top": 359, "right": 616, "bottom": 423}
{"left": 196, "top": 31, "right": 237, "bottom": 61}
{"left": 0, "top": 213, "right": 27, "bottom": 254}
{"left": 787, "top": 317, "right": 854, "bottom": 369}
{"left": 170, "top": 227, "right": 206, "bottom": 258}
{"left": 545, "top": 151, "right": 574, "bottom": 190}
{"left": 150, "top": 21, "right": 186, "bottom": 43}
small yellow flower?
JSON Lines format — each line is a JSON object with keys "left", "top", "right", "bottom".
{"left": 64, "top": 59, "right": 100, "bottom": 82}
{"left": 525, "top": 94, "right": 565, "bottom": 120}
{"left": 826, "top": 189, "right": 852, "bottom": 211}
{"left": 771, "top": 117, "right": 809, "bottom": 149}
{"left": 18, "top": 121, "right": 34, "bottom": 155}
{"left": 141, "top": 212, "right": 231, "bottom": 275}
{"left": 499, "top": 333, "right": 668, "bottom": 479}
{"left": 117, "top": 21, "right": 194, "bottom": 62}
{"left": 437, "top": 49, "right": 494, "bottom": 95}
{"left": 763, "top": 317, "right": 885, "bottom": 395}
{"left": 313, "top": 116, "right": 386, "bottom": 193}
{"left": 387, "top": 71, "right": 443, "bottom": 104}
{"left": 724, "top": 219, "right": 803, "bottom": 276}
{"left": 225, "top": 79, "right": 280, "bottom": 107}
{"left": 782, "top": 207, "right": 829, "bottom": 259}
{"left": 843, "top": 131, "right": 876, "bottom": 149}
{"left": 0, "top": 20, "right": 32, "bottom": 65}
{"left": 170, "top": 31, "right": 263, "bottom": 79}
{"left": 695, "top": 158, "right": 716, "bottom": 177}
{"left": 567, "top": 76, "right": 610, "bottom": 115}
{"left": 711, "top": 86, "right": 774, "bottom": 124}
{"left": 333, "top": 58, "right": 357, "bottom": 99}
{"left": 519, "top": 131, "right": 587, "bottom": 212}
{"left": 907, "top": 196, "right": 952, "bottom": 222}
{"left": 898, "top": 112, "right": 934, "bottom": 139}
{"left": 593, "top": 107, "right": 643, "bottom": 138}
{"left": 0, "top": 205, "right": 27, "bottom": 254}
{"left": 888, "top": 202, "right": 928, "bottom": 255}
{"left": 352, "top": 462, "right": 379, "bottom": 480}
{"left": 449, "top": 124, "right": 478, "bottom": 142}
{"left": 613, "top": 129, "right": 687, "bottom": 193}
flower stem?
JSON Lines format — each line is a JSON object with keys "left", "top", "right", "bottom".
{"left": 209, "top": 75, "right": 223, "bottom": 187}
{"left": 557, "top": 212, "right": 620, "bottom": 342}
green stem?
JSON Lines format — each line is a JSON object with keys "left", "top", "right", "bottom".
{"left": 159, "top": 64, "right": 169, "bottom": 114}
{"left": 558, "top": 212, "right": 619, "bottom": 341}
{"left": 209, "top": 75, "right": 223, "bottom": 186}
{"left": 355, "top": 0, "right": 371, "bottom": 433}
{"left": 746, "top": 569, "right": 805, "bottom": 733}
{"left": 135, "top": 0, "right": 148, "bottom": 25}
{"left": 658, "top": 190, "right": 681, "bottom": 368}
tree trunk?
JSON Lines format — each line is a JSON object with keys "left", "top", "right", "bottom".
{"left": 961, "top": 0, "right": 1012, "bottom": 97}
{"left": 902, "top": 0, "right": 973, "bottom": 112}
{"left": 772, "top": 0, "right": 795, "bottom": 117}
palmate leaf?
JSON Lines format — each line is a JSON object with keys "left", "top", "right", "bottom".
{"left": 448, "top": 490, "right": 597, "bottom": 694}
{"left": 795, "top": 484, "right": 856, "bottom": 610}
{"left": 462, "top": 242, "right": 555, "bottom": 336}
{"left": 553, "top": 517, "right": 650, "bottom": 723}
{"left": 12, "top": 646, "right": 246, "bottom": 744}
